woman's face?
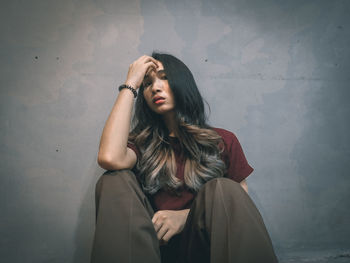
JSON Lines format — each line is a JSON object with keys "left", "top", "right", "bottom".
{"left": 142, "top": 61, "right": 176, "bottom": 115}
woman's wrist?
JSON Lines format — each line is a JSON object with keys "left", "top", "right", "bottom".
{"left": 181, "top": 209, "right": 190, "bottom": 221}
{"left": 124, "top": 80, "right": 139, "bottom": 90}
{"left": 119, "top": 84, "right": 138, "bottom": 98}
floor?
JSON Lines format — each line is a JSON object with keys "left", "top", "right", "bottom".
{"left": 278, "top": 249, "right": 350, "bottom": 263}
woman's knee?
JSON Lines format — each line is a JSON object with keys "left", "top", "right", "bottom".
{"left": 199, "top": 177, "right": 243, "bottom": 196}
{"left": 95, "top": 169, "right": 137, "bottom": 198}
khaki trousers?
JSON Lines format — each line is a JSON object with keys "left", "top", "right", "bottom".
{"left": 90, "top": 170, "right": 278, "bottom": 263}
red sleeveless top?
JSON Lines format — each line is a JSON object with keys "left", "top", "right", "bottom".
{"left": 127, "top": 127, "right": 253, "bottom": 212}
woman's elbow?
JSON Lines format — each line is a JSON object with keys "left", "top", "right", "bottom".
{"left": 97, "top": 154, "right": 121, "bottom": 170}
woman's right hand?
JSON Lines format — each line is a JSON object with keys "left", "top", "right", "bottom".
{"left": 125, "top": 55, "right": 159, "bottom": 90}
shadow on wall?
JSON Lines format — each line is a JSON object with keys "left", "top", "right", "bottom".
{"left": 72, "top": 162, "right": 103, "bottom": 263}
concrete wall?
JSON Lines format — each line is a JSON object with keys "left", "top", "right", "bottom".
{"left": 1, "top": 0, "right": 349, "bottom": 262}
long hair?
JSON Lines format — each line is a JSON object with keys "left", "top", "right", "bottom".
{"left": 128, "top": 51, "right": 227, "bottom": 195}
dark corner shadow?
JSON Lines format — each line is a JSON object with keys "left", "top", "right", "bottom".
{"left": 247, "top": 185, "right": 282, "bottom": 259}
{"left": 72, "top": 159, "right": 105, "bottom": 263}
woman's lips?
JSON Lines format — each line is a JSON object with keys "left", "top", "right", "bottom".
{"left": 154, "top": 98, "right": 165, "bottom": 104}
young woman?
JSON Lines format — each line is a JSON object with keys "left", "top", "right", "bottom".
{"left": 91, "top": 53, "right": 278, "bottom": 263}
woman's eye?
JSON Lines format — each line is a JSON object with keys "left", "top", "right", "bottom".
{"left": 144, "top": 81, "right": 151, "bottom": 87}
{"left": 161, "top": 75, "right": 167, "bottom": 80}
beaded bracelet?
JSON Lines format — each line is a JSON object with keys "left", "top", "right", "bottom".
{"left": 118, "top": 84, "right": 138, "bottom": 98}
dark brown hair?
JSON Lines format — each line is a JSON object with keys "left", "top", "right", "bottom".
{"left": 129, "top": 52, "right": 227, "bottom": 194}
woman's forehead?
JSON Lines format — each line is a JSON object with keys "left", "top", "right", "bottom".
{"left": 144, "top": 68, "right": 166, "bottom": 79}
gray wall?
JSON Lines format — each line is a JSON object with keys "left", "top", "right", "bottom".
{"left": 1, "top": 0, "right": 349, "bottom": 262}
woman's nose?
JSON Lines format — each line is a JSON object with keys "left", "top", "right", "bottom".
{"left": 151, "top": 79, "right": 163, "bottom": 92}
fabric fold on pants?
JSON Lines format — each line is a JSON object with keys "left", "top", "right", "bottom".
{"left": 91, "top": 170, "right": 161, "bottom": 263}
{"left": 178, "top": 177, "right": 279, "bottom": 263}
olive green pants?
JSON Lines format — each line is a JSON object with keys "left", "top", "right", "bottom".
{"left": 90, "top": 170, "right": 278, "bottom": 263}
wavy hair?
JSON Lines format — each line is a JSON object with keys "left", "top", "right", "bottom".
{"left": 128, "top": 52, "right": 227, "bottom": 195}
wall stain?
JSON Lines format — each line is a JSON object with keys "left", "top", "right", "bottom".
{"left": 333, "top": 253, "right": 350, "bottom": 258}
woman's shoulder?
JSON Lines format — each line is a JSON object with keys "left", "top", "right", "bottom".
{"left": 211, "top": 127, "right": 238, "bottom": 143}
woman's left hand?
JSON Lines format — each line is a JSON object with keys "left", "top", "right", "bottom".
{"left": 152, "top": 209, "right": 190, "bottom": 244}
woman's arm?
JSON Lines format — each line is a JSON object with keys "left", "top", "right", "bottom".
{"left": 97, "top": 55, "right": 159, "bottom": 170}
{"left": 97, "top": 88, "right": 137, "bottom": 170}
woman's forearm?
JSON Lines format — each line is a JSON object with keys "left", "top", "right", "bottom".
{"left": 181, "top": 209, "right": 190, "bottom": 226}
{"left": 97, "top": 87, "right": 135, "bottom": 167}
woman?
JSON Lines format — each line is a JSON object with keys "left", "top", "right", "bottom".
{"left": 91, "top": 52, "right": 278, "bottom": 263}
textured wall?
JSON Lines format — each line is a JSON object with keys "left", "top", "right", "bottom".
{"left": 1, "top": 0, "right": 349, "bottom": 262}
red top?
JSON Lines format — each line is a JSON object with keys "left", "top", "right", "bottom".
{"left": 127, "top": 127, "right": 254, "bottom": 212}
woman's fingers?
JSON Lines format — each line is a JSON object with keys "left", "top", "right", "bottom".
{"left": 161, "top": 229, "right": 174, "bottom": 243}
{"left": 156, "top": 224, "right": 169, "bottom": 241}
{"left": 152, "top": 213, "right": 169, "bottom": 241}
{"left": 153, "top": 219, "right": 162, "bottom": 233}
{"left": 125, "top": 56, "right": 159, "bottom": 89}
{"left": 152, "top": 211, "right": 178, "bottom": 243}
{"left": 140, "top": 55, "right": 159, "bottom": 66}
{"left": 143, "top": 59, "right": 159, "bottom": 75}
{"left": 144, "top": 61, "right": 158, "bottom": 76}
{"left": 155, "top": 219, "right": 174, "bottom": 242}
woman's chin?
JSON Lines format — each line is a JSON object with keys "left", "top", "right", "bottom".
{"left": 152, "top": 107, "right": 175, "bottom": 115}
